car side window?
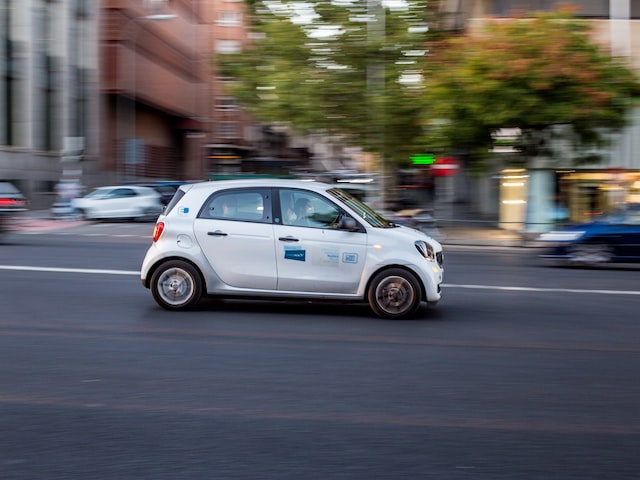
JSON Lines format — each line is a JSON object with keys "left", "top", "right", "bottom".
{"left": 626, "top": 211, "right": 640, "bottom": 225}
{"left": 278, "top": 189, "right": 342, "bottom": 229}
{"left": 112, "top": 188, "right": 136, "bottom": 198}
{"left": 200, "top": 189, "right": 271, "bottom": 223}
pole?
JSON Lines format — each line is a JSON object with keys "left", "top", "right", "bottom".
{"left": 367, "top": 0, "right": 386, "bottom": 209}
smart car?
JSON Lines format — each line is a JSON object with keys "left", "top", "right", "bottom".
{"left": 538, "top": 204, "right": 640, "bottom": 265}
{"left": 140, "top": 179, "right": 444, "bottom": 319}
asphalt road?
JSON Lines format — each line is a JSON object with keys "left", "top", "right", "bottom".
{"left": 1, "top": 223, "right": 639, "bottom": 479}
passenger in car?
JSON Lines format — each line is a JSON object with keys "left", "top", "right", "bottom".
{"left": 293, "top": 198, "right": 314, "bottom": 226}
{"left": 221, "top": 197, "right": 237, "bottom": 218}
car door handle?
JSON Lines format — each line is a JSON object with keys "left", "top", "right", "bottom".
{"left": 278, "top": 236, "right": 299, "bottom": 242}
{"left": 208, "top": 230, "right": 228, "bottom": 237}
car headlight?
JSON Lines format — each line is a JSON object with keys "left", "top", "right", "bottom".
{"left": 415, "top": 240, "right": 436, "bottom": 261}
{"left": 538, "top": 230, "right": 586, "bottom": 242}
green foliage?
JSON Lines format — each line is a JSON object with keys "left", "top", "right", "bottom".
{"left": 419, "top": 9, "right": 640, "bottom": 170}
{"left": 217, "top": 0, "right": 438, "bottom": 168}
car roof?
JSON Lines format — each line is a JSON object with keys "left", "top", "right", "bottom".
{"left": 183, "top": 179, "right": 335, "bottom": 193}
{"left": 94, "top": 185, "right": 155, "bottom": 191}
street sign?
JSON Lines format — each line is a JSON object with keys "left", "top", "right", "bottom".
{"left": 431, "top": 157, "right": 460, "bottom": 177}
{"left": 411, "top": 153, "right": 435, "bottom": 165}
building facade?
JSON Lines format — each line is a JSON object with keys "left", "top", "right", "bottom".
{"left": 1, "top": 0, "right": 307, "bottom": 209}
{"left": 1, "top": 0, "right": 99, "bottom": 208}
{"left": 442, "top": 0, "right": 640, "bottom": 231}
{"left": 99, "top": 0, "right": 213, "bottom": 186}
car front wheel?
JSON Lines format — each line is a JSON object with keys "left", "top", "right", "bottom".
{"left": 150, "top": 260, "right": 203, "bottom": 310}
{"left": 367, "top": 268, "right": 422, "bottom": 319}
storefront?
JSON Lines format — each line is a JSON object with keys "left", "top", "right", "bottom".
{"left": 500, "top": 168, "right": 640, "bottom": 233}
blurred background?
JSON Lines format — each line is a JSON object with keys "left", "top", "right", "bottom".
{"left": 2, "top": 0, "right": 640, "bottom": 234}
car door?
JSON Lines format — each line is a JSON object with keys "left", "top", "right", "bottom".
{"left": 273, "top": 188, "right": 367, "bottom": 294}
{"left": 193, "top": 188, "right": 277, "bottom": 290}
{"left": 617, "top": 209, "right": 640, "bottom": 261}
{"left": 108, "top": 187, "right": 139, "bottom": 217}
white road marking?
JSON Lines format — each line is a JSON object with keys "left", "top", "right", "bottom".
{"left": 0, "top": 265, "right": 139, "bottom": 275}
{"left": 1, "top": 264, "right": 639, "bottom": 296}
{"left": 442, "top": 283, "right": 640, "bottom": 295}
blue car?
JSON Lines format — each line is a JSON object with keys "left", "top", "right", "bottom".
{"left": 538, "top": 205, "right": 640, "bottom": 265}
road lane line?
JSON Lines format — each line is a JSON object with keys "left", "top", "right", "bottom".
{"left": 0, "top": 265, "right": 139, "bottom": 275}
{"left": 2, "top": 264, "right": 640, "bottom": 296}
{"left": 443, "top": 283, "right": 640, "bottom": 295}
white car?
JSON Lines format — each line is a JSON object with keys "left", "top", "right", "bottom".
{"left": 140, "top": 179, "right": 444, "bottom": 319}
{"left": 71, "top": 185, "right": 164, "bottom": 221}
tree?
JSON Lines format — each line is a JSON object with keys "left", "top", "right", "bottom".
{"left": 419, "top": 7, "right": 640, "bottom": 172}
{"left": 217, "top": 0, "right": 440, "bottom": 169}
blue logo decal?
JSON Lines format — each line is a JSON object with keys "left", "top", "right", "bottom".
{"left": 342, "top": 253, "right": 358, "bottom": 264}
{"left": 284, "top": 246, "right": 306, "bottom": 262}
{"left": 178, "top": 207, "right": 189, "bottom": 215}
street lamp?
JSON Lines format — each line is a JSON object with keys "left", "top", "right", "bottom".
{"left": 119, "top": 13, "right": 176, "bottom": 182}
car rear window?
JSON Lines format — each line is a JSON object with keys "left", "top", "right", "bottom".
{"left": 164, "top": 188, "right": 186, "bottom": 215}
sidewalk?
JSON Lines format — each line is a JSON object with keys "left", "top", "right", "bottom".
{"left": 436, "top": 224, "right": 525, "bottom": 247}
{"left": 10, "top": 209, "right": 529, "bottom": 247}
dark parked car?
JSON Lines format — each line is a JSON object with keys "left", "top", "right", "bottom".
{"left": 538, "top": 204, "right": 640, "bottom": 265}
{"left": 136, "top": 181, "right": 194, "bottom": 206}
{"left": 0, "top": 181, "right": 28, "bottom": 236}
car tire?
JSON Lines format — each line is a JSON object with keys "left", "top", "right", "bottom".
{"left": 569, "top": 242, "right": 612, "bottom": 265}
{"left": 150, "top": 260, "right": 203, "bottom": 311}
{"left": 75, "top": 209, "right": 88, "bottom": 221}
{"left": 367, "top": 268, "right": 422, "bottom": 319}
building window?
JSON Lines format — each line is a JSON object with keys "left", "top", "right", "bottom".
{"left": 216, "top": 97, "right": 237, "bottom": 112}
{"left": 218, "top": 122, "right": 240, "bottom": 139}
{"left": 216, "top": 40, "right": 241, "bottom": 54}
{"left": 34, "top": 3, "right": 56, "bottom": 151}
{"left": 486, "top": 1, "right": 608, "bottom": 18}
{"left": 218, "top": 11, "right": 242, "bottom": 26}
{"left": 1, "top": 3, "right": 13, "bottom": 145}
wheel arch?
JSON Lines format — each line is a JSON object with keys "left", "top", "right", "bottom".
{"left": 144, "top": 256, "right": 206, "bottom": 291}
{"left": 364, "top": 264, "right": 426, "bottom": 302}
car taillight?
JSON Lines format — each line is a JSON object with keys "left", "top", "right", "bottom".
{"left": 152, "top": 222, "right": 165, "bottom": 242}
{"left": 0, "top": 198, "right": 24, "bottom": 206}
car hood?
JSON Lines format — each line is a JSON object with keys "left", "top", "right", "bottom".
{"left": 370, "top": 223, "right": 443, "bottom": 251}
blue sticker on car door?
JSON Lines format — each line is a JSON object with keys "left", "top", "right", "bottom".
{"left": 284, "top": 246, "right": 306, "bottom": 262}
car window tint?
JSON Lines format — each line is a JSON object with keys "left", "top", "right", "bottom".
{"left": 164, "top": 188, "right": 186, "bottom": 215}
{"left": 626, "top": 212, "right": 640, "bottom": 225}
{"left": 279, "top": 189, "right": 341, "bottom": 229}
{"left": 200, "top": 189, "right": 270, "bottom": 223}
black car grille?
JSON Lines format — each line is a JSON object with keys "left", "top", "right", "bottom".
{"left": 436, "top": 251, "right": 444, "bottom": 268}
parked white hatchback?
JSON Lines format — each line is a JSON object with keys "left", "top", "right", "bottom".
{"left": 72, "top": 185, "right": 164, "bottom": 221}
{"left": 141, "top": 179, "right": 444, "bottom": 319}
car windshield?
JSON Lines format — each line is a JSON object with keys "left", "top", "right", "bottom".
{"left": 327, "top": 187, "right": 394, "bottom": 228}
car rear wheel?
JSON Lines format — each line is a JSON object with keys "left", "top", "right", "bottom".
{"left": 151, "top": 260, "right": 203, "bottom": 310}
{"left": 569, "top": 242, "right": 612, "bottom": 265}
{"left": 367, "top": 268, "right": 422, "bottom": 319}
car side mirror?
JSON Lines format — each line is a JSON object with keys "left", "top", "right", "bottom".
{"left": 338, "top": 216, "right": 358, "bottom": 231}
